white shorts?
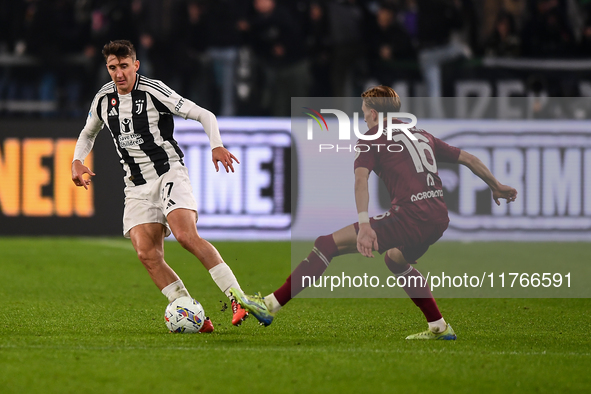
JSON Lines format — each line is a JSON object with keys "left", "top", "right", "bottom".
{"left": 122, "top": 162, "right": 198, "bottom": 238}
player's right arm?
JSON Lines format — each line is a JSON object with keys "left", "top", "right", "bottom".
{"left": 354, "top": 167, "right": 378, "bottom": 257}
{"left": 71, "top": 97, "right": 103, "bottom": 189}
{"left": 457, "top": 150, "right": 517, "bottom": 205}
{"left": 72, "top": 159, "right": 95, "bottom": 190}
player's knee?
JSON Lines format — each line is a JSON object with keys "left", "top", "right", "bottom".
{"left": 384, "top": 252, "right": 409, "bottom": 275}
{"left": 314, "top": 234, "right": 331, "bottom": 247}
{"left": 136, "top": 248, "right": 163, "bottom": 268}
{"left": 174, "top": 230, "right": 199, "bottom": 251}
{"left": 314, "top": 234, "right": 338, "bottom": 259}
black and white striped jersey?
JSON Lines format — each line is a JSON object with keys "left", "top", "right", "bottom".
{"left": 79, "top": 74, "right": 198, "bottom": 187}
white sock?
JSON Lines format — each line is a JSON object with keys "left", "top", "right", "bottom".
{"left": 209, "top": 262, "right": 241, "bottom": 298}
{"left": 161, "top": 280, "right": 190, "bottom": 303}
{"left": 428, "top": 317, "right": 447, "bottom": 333}
{"left": 264, "top": 293, "right": 282, "bottom": 314}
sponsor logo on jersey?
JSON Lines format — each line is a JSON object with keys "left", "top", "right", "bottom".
{"left": 121, "top": 118, "right": 133, "bottom": 133}
{"left": 108, "top": 107, "right": 118, "bottom": 117}
{"left": 118, "top": 133, "right": 144, "bottom": 148}
{"left": 118, "top": 118, "right": 144, "bottom": 148}
{"left": 410, "top": 189, "right": 444, "bottom": 202}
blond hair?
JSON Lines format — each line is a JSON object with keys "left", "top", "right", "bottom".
{"left": 361, "top": 85, "right": 401, "bottom": 113}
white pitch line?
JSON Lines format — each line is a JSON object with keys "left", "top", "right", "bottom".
{"left": 0, "top": 344, "right": 588, "bottom": 357}
{"left": 77, "top": 238, "right": 135, "bottom": 251}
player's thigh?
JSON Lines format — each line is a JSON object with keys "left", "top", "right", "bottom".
{"left": 129, "top": 222, "right": 167, "bottom": 261}
{"left": 332, "top": 224, "right": 358, "bottom": 254}
{"left": 386, "top": 248, "right": 409, "bottom": 265}
{"left": 387, "top": 221, "right": 448, "bottom": 264}
{"left": 167, "top": 208, "right": 199, "bottom": 240}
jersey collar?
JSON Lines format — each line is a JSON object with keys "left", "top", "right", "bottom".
{"left": 133, "top": 73, "right": 141, "bottom": 91}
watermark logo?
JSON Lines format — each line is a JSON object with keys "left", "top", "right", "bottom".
{"left": 302, "top": 107, "right": 328, "bottom": 132}
{"left": 304, "top": 108, "right": 418, "bottom": 141}
{"left": 303, "top": 108, "right": 418, "bottom": 153}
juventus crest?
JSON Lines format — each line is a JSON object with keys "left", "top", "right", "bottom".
{"left": 134, "top": 99, "right": 145, "bottom": 114}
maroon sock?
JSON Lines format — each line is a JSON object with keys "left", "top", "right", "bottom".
{"left": 384, "top": 254, "right": 442, "bottom": 322}
{"left": 274, "top": 234, "right": 338, "bottom": 306}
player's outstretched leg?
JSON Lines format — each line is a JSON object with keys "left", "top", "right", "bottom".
{"left": 384, "top": 251, "right": 456, "bottom": 340}
{"left": 230, "top": 288, "right": 275, "bottom": 327}
{"left": 265, "top": 234, "right": 340, "bottom": 314}
{"left": 237, "top": 231, "right": 352, "bottom": 326}
{"left": 405, "top": 324, "right": 456, "bottom": 340}
{"left": 232, "top": 230, "right": 352, "bottom": 327}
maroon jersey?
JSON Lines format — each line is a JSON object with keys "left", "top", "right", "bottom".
{"left": 354, "top": 120, "right": 460, "bottom": 223}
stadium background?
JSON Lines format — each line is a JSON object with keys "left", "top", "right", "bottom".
{"left": 1, "top": 2, "right": 590, "bottom": 393}
{"left": 1, "top": 0, "right": 590, "bottom": 241}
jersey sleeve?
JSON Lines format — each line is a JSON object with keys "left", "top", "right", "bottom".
{"left": 165, "top": 89, "right": 192, "bottom": 119}
{"left": 432, "top": 136, "right": 461, "bottom": 163}
{"left": 354, "top": 142, "right": 377, "bottom": 172}
{"left": 140, "top": 76, "right": 223, "bottom": 149}
{"left": 140, "top": 77, "right": 192, "bottom": 119}
{"left": 186, "top": 105, "right": 223, "bottom": 150}
{"left": 73, "top": 93, "right": 105, "bottom": 163}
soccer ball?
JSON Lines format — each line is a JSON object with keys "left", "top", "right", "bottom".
{"left": 164, "top": 296, "right": 205, "bottom": 333}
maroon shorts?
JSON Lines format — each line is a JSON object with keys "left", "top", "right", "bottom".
{"left": 353, "top": 206, "right": 449, "bottom": 263}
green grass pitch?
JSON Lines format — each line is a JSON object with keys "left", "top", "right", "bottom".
{"left": 1, "top": 238, "right": 590, "bottom": 393}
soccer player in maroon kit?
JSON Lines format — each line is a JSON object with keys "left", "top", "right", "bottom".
{"left": 232, "top": 86, "right": 517, "bottom": 339}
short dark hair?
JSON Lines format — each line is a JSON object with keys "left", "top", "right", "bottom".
{"left": 361, "top": 85, "right": 401, "bottom": 113}
{"left": 102, "top": 40, "right": 136, "bottom": 62}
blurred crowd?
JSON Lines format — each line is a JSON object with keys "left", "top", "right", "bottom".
{"left": 1, "top": 0, "right": 591, "bottom": 117}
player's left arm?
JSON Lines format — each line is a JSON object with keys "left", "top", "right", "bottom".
{"left": 355, "top": 167, "right": 378, "bottom": 258}
{"left": 432, "top": 135, "right": 517, "bottom": 205}
{"left": 457, "top": 150, "right": 517, "bottom": 205}
{"left": 185, "top": 105, "right": 240, "bottom": 173}
{"left": 149, "top": 81, "right": 240, "bottom": 172}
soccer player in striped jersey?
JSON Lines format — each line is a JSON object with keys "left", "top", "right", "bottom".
{"left": 71, "top": 40, "right": 248, "bottom": 331}
{"left": 232, "top": 86, "right": 517, "bottom": 339}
